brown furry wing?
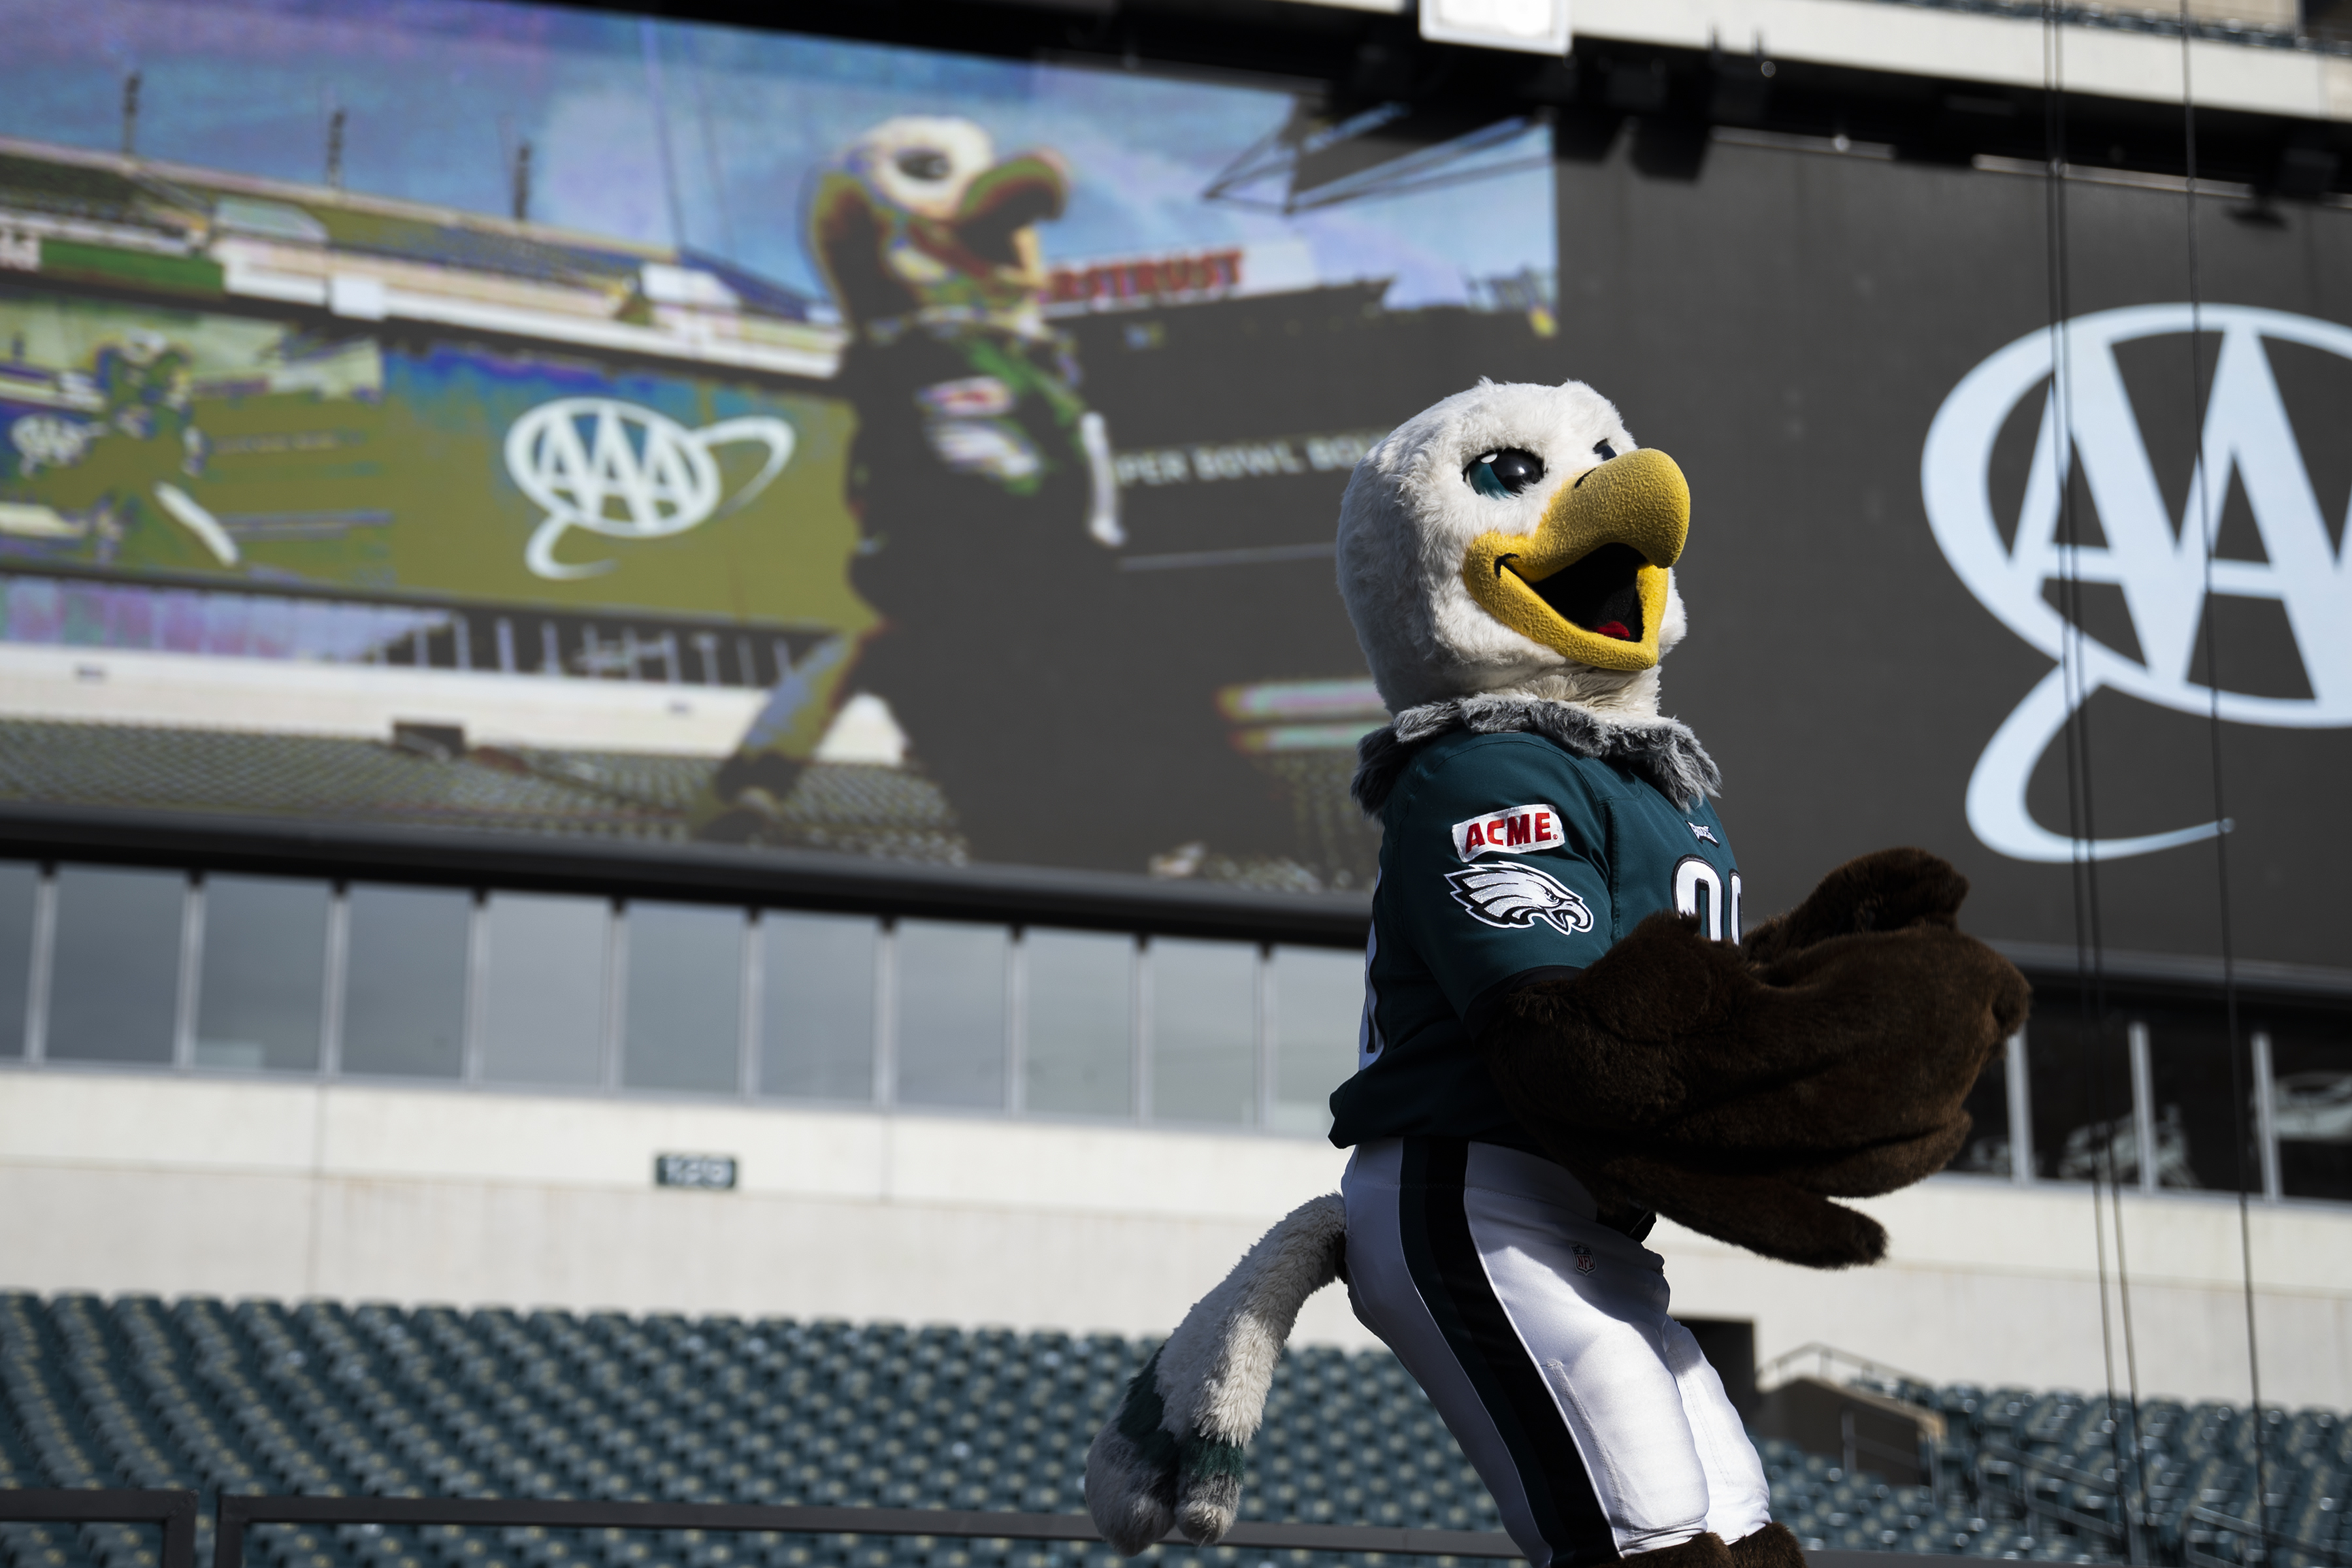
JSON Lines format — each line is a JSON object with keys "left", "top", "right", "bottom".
{"left": 1740, "top": 846, "right": 1970, "bottom": 966}
{"left": 1656, "top": 926, "right": 2027, "bottom": 1156}
{"left": 1578, "top": 1154, "right": 1893, "bottom": 1268}
{"left": 1477, "top": 849, "right": 2029, "bottom": 1269}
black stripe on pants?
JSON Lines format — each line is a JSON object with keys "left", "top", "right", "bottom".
{"left": 1396, "top": 1137, "right": 1620, "bottom": 1568}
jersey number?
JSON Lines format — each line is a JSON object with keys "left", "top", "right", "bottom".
{"left": 1673, "top": 856, "right": 1742, "bottom": 941}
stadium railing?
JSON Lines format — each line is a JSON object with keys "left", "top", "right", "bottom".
{"left": 0, "top": 1489, "right": 2125, "bottom": 1568}
{"left": 2179, "top": 1504, "right": 2347, "bottom": 1568}
{"left": 0, "top": 1489, "right": 197, "bottom": 1568}
{"left": 1973, "top": 1436, "right": 2352, "bottom": 1568}
{"left": 204, "top": 1497, "right": 1522, "bottom": 1568}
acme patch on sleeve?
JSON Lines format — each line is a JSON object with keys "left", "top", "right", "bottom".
{"left": 1449, "top": 803, "right": 1563, "bottom": 862}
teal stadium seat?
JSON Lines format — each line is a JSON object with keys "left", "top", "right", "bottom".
{"left": 5, "top": 1292, "right": 2350, "bottom": 1568}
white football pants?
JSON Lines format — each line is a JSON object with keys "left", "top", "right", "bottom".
{"left": 1342, "top": 1137, "right": 1771, "bottom": 1567}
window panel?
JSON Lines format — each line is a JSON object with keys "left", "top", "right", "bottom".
{"left": 895, "top": 920, "right": 1006, "bottom": 1109}
{"left": 482, "top": 892, "right": 608, "bottom": 1086}
{"left": 0, "top": 861, "right": 33, "bottom": 1058}
{"left": 1270, "top": 945, "right": 1362, "bottom": 1135}
{"left": 2146, "top": 1013, "right": 2259, "bottom": 1193}
{"left": 2271, "top": 1024, "right": 2352, "bottom": 1203}
{"left": 760, "top": 911, "right": 875, "bottom": 1102}
{"left": 1024, "top": 928, "right": 1132, "bottom": 1117}
{"left": 623, "top": 901, "right": 743, "bottom": 1094}
{"left": 195, "top": 875, "right": 329, "bottom": 1072}
{"left": 1151, "top": 938, "right": 1257, "bottom": 1125}
{"left": 1947, "top": 1048, "right": 2015, "bottom": 1178}
{"left": 341, "top": 884, "right": 469, "bottom": 1079}
{"left": 2024, "top": 1011, "right": 2137, "bottom": 1183}
{"left": 46, "top": 865, "right": 182, "bottom": 1064}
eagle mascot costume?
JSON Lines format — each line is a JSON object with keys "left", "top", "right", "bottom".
{"left": 698, "top": 115, "right": 1295, "bottom": 875}
{"left": 696, "top": 116, "right": 1123, "bottom": 855}
{"left": 1083, "top": 378, "right": 2029, "bottom": 1568}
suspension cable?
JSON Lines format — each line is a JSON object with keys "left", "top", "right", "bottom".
{"left": 2176, "top": 5, "right": 2270, "bottom": 1539}
{"left": 2038, "top": 12, "right": 2151, "bottom": 1558}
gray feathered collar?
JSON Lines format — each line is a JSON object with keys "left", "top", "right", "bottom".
{"left": 1351, "top": 694, "right": 1722, "bottom": 816}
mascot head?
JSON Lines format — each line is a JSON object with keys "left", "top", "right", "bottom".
{"left": 843, "top": 116, "right": 1004, "bottom": 221}
{"left": 812, "top": 116, "right": 1069, "bottom": 333}
{"left": 1336, "top": 379, "right": 1691, "bottom": 717}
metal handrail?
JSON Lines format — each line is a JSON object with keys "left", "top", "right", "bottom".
{"left": 1976, "top": 1437, "right": 2123, "bottom": 1501}
{"left": 0, "top": 1485, "right": 1986, "bottom": 1568}
{"left": 0, "top": 1488, "right": 198, "bottom": 1568}
{"left": 1975, "top": 1442, "right": 2352, "bottom": 1568}
{"left": 1754, "top": 1344, "right": 1941, "bottom": 1399}
{"left": 1974, "top": 1439, "right": 2129, "bottom": 1546}
{"left": 206, "top": 1495, "right": 1525, "bottom": 1568}
{"left": 2181, "top": 1501, "right": 2350, "bottom": 1568}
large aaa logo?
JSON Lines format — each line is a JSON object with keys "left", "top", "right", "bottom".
{"left": 505, "top": 398, "right": 794, "bottom": 580}
{"left": 1923, "top": 304, "right": 2352, "bottom": 863}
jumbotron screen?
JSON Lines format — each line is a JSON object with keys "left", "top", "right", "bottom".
{"left": 3, "top": 0, "right": 2350, "bottom": 975}
{"left": 0, "top": 0, "right": 1560, "bottom": 889}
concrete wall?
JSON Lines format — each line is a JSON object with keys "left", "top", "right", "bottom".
{"left": 3, "top": 1070, "right": 2347, "bottom": 1409}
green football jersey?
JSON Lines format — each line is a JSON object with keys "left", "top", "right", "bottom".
{"left": 1328, "top": 727, "right": 1741, "bottom": 1152}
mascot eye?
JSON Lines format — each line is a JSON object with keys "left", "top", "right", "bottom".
{"left": 1465, "top": 448, "right": 1544, "bottom": 498}
{"left": 895, "top": 149, "right": 953, "bottom": 181}
{"left": 1593, "top": 440, "right": 1617, "bottom": 460}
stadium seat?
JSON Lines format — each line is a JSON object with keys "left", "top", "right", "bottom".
{"left": 7, "top": 1292, "right": 2351, "bottom": 1568}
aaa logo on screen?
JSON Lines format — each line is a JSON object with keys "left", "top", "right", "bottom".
{"left": 1921, "top": 304, "right": 2352, "bottom": 863}
{"left": 504, "top": 398, "right": 796, "bottom": 580}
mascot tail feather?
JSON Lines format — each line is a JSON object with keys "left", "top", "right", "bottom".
{"left": 1084, "top": 1194, "right": 1347, "bottom": 1555}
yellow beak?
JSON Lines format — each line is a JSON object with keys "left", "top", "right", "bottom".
{"left": 1458, "top": 448, "right": 1690, "bottom": 672}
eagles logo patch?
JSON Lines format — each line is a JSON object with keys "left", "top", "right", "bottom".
{"left": 1445, "top": 863, "right": 1595, "bottom": 936}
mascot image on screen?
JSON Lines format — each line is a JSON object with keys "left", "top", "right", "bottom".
{"left": 1083, "top": 379, "right": 2031, "bottom": 1568}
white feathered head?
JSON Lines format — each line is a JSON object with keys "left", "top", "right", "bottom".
{"left": 1335, "top": 378, "right": 1692, "bottom": 717}
{"left": 844, "top": 116, "right": 1000, "bottom": 220}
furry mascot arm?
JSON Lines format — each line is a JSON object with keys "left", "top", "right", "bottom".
{"left": 1478, "top": 848, "right": 2030, "bottom": 1269}
{"left": 1085, "top": 1195, "right": 1346, "bottom": 1555}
